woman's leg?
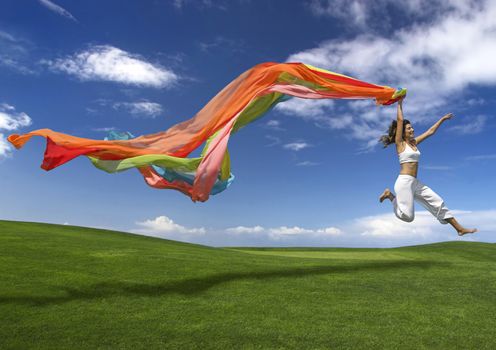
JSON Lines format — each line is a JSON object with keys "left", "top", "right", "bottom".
{"left": 413, "top": 180, "right": 452, "bottom": 223}
{"left": 414, "top": 180, "right": 477, "bottom": 235}
{"left": 379, "top": 188, "right": 394, "bottom": 202}
{"left": 390, "top": 175, "right": 415, "bottom": 222}
{"left": 445, "top": 218, "right": 477, "bottom": 236}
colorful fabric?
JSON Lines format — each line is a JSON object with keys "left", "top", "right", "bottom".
{"left": 8, "top": 62, "right": 406, "bottom": 202}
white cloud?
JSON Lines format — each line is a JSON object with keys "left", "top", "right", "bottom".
{"left": 447, "top": 115, "right": 487, "bottom": 135}
{"left": 316, "top": 227, "right": 343, "bottom": 235}
{"left": 0, "top": 133, "right": 10, "bottom": 157}
{"left": 226, "top": 225, "right": 343, "bottom": 239}
{"left": 134, "top": 215, "right": 206, "bottom": 238}
{"left": 0, "top": 103, "right": 32, "bottom": 158}
{"left": 113, "top": 101, "right": 163, "bottom": 118}
{"left": 275, "top": 98, "right": 335, "bottom": 120}
{"left": 0, "top": 103, "right": 32, "bottom": 131}
{"left": 292, "top": 2, "right": 496, "bottom": 97}
{"left": 357, "top": 212, "right": 437, "bottom": 238}
{"left": 226, "top": 226, "right": 265, "bottom": 234}
{"left": 129, "top": 209, "right": 494, "bottom": 247}
{"left": 268, "top": 226, "right": 343, "bottom": 240}
{"left": 44, "top": 45, "right": 178, "bottom": 88}
{"left": 353, "top": 210, "right": 492, "bottom": 242}
{"left": 283, "top": 142, "right": 311, "bottom": 151}
{"left": 269, "top": 226, "right": 314, "bottom": 235}
{"left": 282, "top": 1, "right": 496, "bottom": 150}
{"left": 227, "top": 209, "right": 491, "bottom": 247}
{"left": 275, "top": 98, "right": 353, "bottom": 132}
{"left": 39, "top": 0, "right": 77, "bottom": 21}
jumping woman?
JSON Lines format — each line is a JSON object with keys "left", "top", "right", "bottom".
{"left": 378, "top": 98, "right": 477, "bottom": 236}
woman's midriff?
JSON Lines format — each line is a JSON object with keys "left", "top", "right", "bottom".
{"left": 400, "top": 162, "right": 418, "bottom": 177}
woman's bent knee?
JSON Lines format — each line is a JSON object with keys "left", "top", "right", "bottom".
{"left": 395, "top": 211, "right": 414, "bottom": 223}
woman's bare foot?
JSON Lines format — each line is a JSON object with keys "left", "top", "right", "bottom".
{"left": 379, "top": 188, "right": 394, "bottom": 203}
{"left": 458, "top": 228, "right": 478, "bottom": 236}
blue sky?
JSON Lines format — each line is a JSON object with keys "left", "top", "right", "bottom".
{"left": 0, "top": 0, "right": 495, "bottom": 247}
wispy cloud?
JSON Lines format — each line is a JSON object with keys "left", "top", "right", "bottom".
{"left": 38, "top": 0, "right": 77, "bottom": 21}
{"left": 283, "top": 142, "right": 311, "bottom": 151}
{"left": 0, "top": 30, "right": 35, "bottom": 74}
{"left": 198, "top": 36, "right": 244, "bottom": 54}
{"left": 173, "top": 0, "right": 185, "bottom": 8}
{"left": 0, "top": 30, "right": 17, "bottom": 42}
{"left": 263, "top": 119, "right": 285, "bottom": 131}
{"left": 447, "top": 115, "right": 488, "bottom": 135}
{"left": 306, "top": 0, "right": 482, "bottom": 31}
{"left": 265, "top": 135, "right": 281, "bottom": 147}
{"left": 113, "top": 101, "right": 163, "bottom": 118}
{"left": 467, "top": 98, "right": 485, "bottom": 106}
{"left": 90, "top": 99, "right": 163, "bottom": 118}
{"left": 0, "top": 103, "right": 32, "bottom": 158}
{"left": 173, "top": 0, "right": 228, "bottom": 11}
{"left": 422, "top": 165, "right": 454, "bottom": 171}
{"left": 307, "top": 0, "right": 369, "bottom": 29}
{"left": 296, "top": 161, "right": 320, "bottom": 167}
{"left": 465, "top": 154, "right": 496, "bottom": 161}
{"left": 44, "top": 45, "right": 179, "bottom": 88}
{"left": 92, "top": 127, "right": 117, "bottom": 133}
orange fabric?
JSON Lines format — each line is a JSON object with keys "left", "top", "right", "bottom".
{"left": 8, "top": 62, "right": 398, "bottom": 163}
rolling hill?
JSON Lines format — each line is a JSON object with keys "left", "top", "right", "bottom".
{"left": 1, "top": 220, "right": 495, "bottom": 349}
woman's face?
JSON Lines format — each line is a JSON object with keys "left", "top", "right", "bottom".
{"left": 404, "top": 123, "right": 415, "bottom": 140}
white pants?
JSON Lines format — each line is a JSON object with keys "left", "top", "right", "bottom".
{"left": 393, "top": 175, "right": 453, "bottom": 224}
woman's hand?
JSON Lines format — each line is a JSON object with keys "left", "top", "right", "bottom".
{"left": 441, "top": 113, "right": 453, "bottom": 121}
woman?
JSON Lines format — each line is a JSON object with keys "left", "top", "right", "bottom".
{"left": 378, "top": 98, "right": 477, "bottom": 236}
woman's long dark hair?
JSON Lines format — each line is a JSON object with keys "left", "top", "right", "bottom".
{"left": 379, "top": 119, "right": 410, "bottom": 148}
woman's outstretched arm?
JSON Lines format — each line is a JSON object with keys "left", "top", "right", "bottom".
{"left": 395, "top": 98, "right": 405, "bottom": 151}
{"left": 415, "top": 113, "right": 453, "bottom": 144}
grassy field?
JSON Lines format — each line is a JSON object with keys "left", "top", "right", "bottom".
{"left": 1, "top": 220, "right": 495, "bottom": 349}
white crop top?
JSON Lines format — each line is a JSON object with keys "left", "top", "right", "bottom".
{"left": 398, "top": 143, "right": 420, "bottom": 164}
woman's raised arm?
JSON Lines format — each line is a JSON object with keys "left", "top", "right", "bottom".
{"left": 395, "top": 98, "right": 405, "bottom": 150}
{"left": 415, "top": 113, "right": 453, "bottom": 144}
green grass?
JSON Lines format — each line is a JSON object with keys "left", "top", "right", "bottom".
{"left": 1, "top": 220, "right": 495, "bottom": 349}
